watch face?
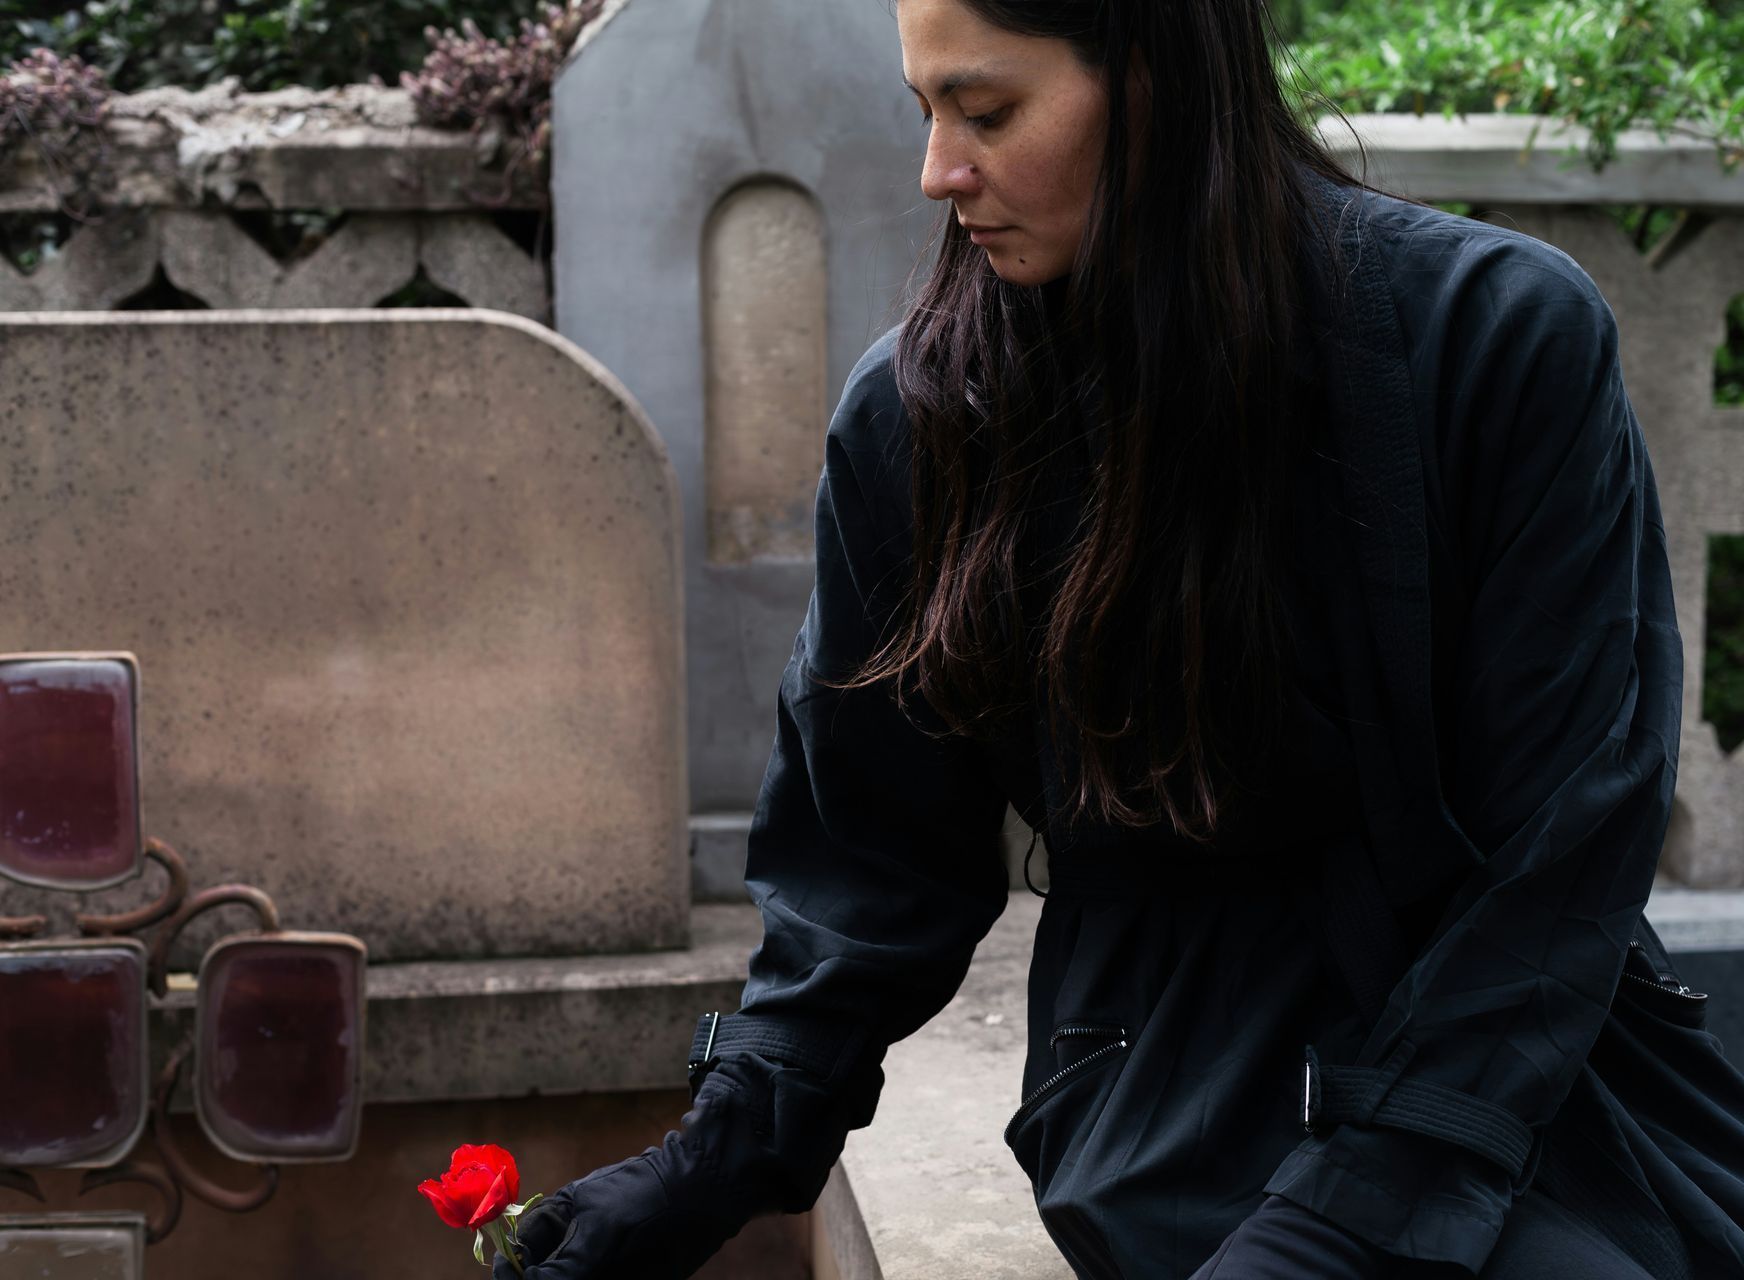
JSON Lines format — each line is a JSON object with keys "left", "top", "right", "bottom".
{"left": 0, "top": 655, "right": 141, "bottom": 891}
{"left": 0, "top": 939, "right": 150, "bottom": 1169}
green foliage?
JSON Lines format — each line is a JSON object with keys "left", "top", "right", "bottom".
{"left": 0, "top": 0, "right": 546, "bottom": 92}
{"left": 1277, "top": 0, "right": 1744, "bottom": 172}
{"left": 1708, "top": 535, "right": 1744, "bottom": 754}
{"left": 1718, "top": 294, "right": 1744, "bottom": 407}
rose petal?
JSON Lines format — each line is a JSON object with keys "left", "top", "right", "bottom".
{"left": 467, "top": 1166, "right": 512, "bottom": 1230}
{"left": 417, "top": 1178, "right": 471, "bottom": 1230}
{"left": 451, "top": 1144, "right": 519, "bottom": 1204}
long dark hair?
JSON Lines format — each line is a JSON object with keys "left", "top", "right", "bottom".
{"left": 850, "top": 0, "right": 1408, "bottom": 843}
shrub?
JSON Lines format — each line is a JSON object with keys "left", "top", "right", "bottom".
{"left": 401, "top": 0, "right": 602, "bottom": 192}
{"left": 0, "top": 0, "right": 547, "bottom": 93}
{"left": 1278, "top": 0, "right": 1744, "bottom": 171}
{"left": 0, "top": 47, "right": 111, "bottom": 217}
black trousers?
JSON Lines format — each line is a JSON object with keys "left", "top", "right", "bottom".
{"left": 1188, "top": 1194, "right": 1655, "bottom": 1279}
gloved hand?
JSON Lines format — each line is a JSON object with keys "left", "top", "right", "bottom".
{"left": 489, "top": 1052, "right": 825, "bottom": 1280}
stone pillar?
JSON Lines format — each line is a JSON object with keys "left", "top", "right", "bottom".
{"left": 550, "top": 0, "right": 936, "bottom": 812}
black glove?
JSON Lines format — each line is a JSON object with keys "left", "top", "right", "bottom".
{"left": 491, "top": 1050, "right": 861, "bottom": 1280}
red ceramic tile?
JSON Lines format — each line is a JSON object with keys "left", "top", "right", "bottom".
{"left": 0, "top": 656, "right": 140, "bottom": 890}
{"left": 0, "top": 941, "right": 150, "bottom": 1168}
{"left": 195, "top": 933, "right": 366, "bottom": 1163}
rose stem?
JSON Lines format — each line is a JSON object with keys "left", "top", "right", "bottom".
{"left": 486, "top": 1220, "right": 525, "bottom": 1277}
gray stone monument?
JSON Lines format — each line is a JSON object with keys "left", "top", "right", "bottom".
{"left": 549, "top": 0, "right": 935, "bottom": 833}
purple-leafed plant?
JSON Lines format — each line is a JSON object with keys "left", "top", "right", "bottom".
{"left": 401, "top": 0, "right": 605, "bottom": 201}
{"left": 0, "top": 48, "right": 114, "bottom": 219}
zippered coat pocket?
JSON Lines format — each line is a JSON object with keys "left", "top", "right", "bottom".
{"left": 1003, "top": 1020, "right": 1132, "bottom": 1279}
{"left": 1618, "top": 937, "right": 1709, "bottom": 1030}
{"left": 1003, "top": 1021, "right": 1131, "bottom": 1152}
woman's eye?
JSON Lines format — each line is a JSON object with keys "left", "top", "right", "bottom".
{"left": 966, "top": 108, "right": 1008, "bottom": 130}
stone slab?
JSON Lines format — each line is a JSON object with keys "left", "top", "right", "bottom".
{"left": 551, "top": 0, "right": 936, "bottom": 812}
{"left": 1316, "top": 112, "right": 1744, "bottom": 208}
{"left": 0, "top": 83, "right": 548, "bottom": 212}
{"left": 146, "top": 902, "right": 762, "bottom": 1111}
{"left": 820, "top": 891, "right": 1068, "bottom": 1280}
{"left": 0, "top": 310, "right": 686, "bottom": 965}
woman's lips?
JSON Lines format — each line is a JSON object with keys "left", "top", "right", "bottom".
{"left": 968, "top": 226, "right": 1012, "bottom": 245}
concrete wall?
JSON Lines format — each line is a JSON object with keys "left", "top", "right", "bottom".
{"left": 0, "top": 84, "right": 549, "bottom": 320}
{"left": 0, "top": 311, "right": 688, "bottom": 965}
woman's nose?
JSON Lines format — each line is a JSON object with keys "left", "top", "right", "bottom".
{"left": 920, "top": 128, "right": 980, "bottom": 204}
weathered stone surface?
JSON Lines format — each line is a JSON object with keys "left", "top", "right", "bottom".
{"left": 158, "top": 209, "right": 419, "bottom": 309}
{"left": 0, "top": 82, "right": 547, "bottom": 213}
{"left": 817, "top": 892, "right": 1068, "bottom": 1280}
{"left": 0, "top": 310, "right": 685, "bottom": 963}
{"left": 0, "top": 209, "right": 160, "bottom": 311}
{"left": 1316, "top": 112, "right": 1744, "bottom": 206}
{"left": 551, "top": 0, "right": 936, "bottom": 810}
{"left": 703, "top": 180, "right": 829, "bottom": 562}
{"left": 419, "top": 213, "right": 550, "bottom": 323}
{"left": 146, "top": 904, "right": 761, "bottom": 1108}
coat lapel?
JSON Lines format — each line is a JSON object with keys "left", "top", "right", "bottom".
{"left": 1296, "top": 166, "right": 1481, "bottom": 904}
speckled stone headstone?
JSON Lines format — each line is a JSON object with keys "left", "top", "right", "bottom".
{"left": 0, "top": 311, "right": 686, "bottom": 964}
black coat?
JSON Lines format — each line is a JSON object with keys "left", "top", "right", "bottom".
{"left": 675, "top": 166, "right": 1744, "bottom": 1277}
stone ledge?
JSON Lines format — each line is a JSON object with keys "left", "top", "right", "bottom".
{"left": 817, "top": 891, "right": 1068, "bottom": 1280}
{"left": 1315, "top": 112, "right": 1744, "bottom": 207}
{"left": 1648, "top": 887, "right": 1744, "bottom": 951}
{"left": 147, "top": 903, "right": 763, "bottom": 1111}
{"left": 0, "top": 81, "right": 547, "bottom": 212}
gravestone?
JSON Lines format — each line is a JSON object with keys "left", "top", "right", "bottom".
{"left": 0, "top": 310, "right": 686, "bottom": 965}
{"left": 550, "top": 0, "right": 935, "bottom": 813}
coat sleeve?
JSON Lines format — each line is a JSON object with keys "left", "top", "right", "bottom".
{"left": 1265, "top": 254, "right": 1684, "bottom": 1272}
{"left": 682, "top": 333, "right": 1014, "bottom": 1219}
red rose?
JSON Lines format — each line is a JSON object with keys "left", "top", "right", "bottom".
{"left": 418, "top": 1143, "right": 521, "bottom": 1231}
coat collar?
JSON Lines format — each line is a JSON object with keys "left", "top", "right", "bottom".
{"left": 1294, "top": 165, "right": 1480, "bottom": 901}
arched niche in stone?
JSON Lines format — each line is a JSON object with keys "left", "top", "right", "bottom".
{"left": 701, "top": 177, "right": 829, "bottom": 565}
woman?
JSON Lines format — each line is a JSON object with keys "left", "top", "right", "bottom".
{"left": 500, "top": 1, "right": 1744, "bottom": 1276}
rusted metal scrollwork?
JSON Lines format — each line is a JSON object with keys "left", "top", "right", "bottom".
{"left": 147, "top": 883, "right": 283, "bottom": 999}
{"left": 77, "top": 838, "right": 191, "bottom": 937}
{"left": 0, "top": 1166, "right": 46, "bottom": 1202}
{"left": 1, "top": 654, "right": 364, "bottom": 1265}
{"left": 0, "top": 912, "right": 48, "bottom": 939}
{"left": 79, "top": 1158, "right": 183, "bottom": 1244}
{"left": 149, "top": 1041, "right": 280, "bottom": 1215}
